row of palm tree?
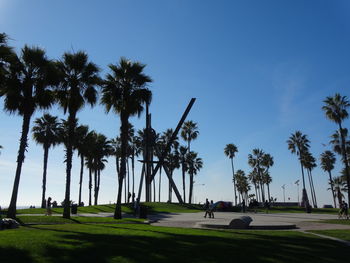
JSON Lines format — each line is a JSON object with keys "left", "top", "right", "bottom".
{"left": 224, "top": 145, "right": 274, "bottom": 205}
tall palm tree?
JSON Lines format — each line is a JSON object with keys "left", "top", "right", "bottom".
{"left": 235, "top": 169, "right": 251, "bottom": 202}
{"left": 287, "top": 131, "right": 310, "bottom": 209}
{"left": 1, "top": 46, "right": 57, "bottom": 218}
{"left": 0, "top": 33, "right": 15, "bottom": 88}
{"left": 179, "top": 145, "right": 188, "bottom": 203}
{"left": 248, "top": 170, "right": 259, "bottom": 202}
{"left": 186, "top": 151, "right": 203, "bottom": 204}
{"left": 32, "top": 114, "right": 60, "bottom": 208}
{"left": 262, "top": 153, "right": 274, "bottom": 201}
{"left": 181, "top": 120, "right": 199, "bottom": 153}
{"left": 160, "top": 128, "right": 180, "bottom": 202}
{"left": 301, "top": 151, "right": 317, "bottom": 208}
{"left": 84, "top": 130, "right": 98, "bottom": 206}
{"left": 101, "top": 58, "right": 152, "bottom": 219}
{"left": 75, "top": 124, "right": 89, "bottom": 206}
{"left": 320, "top": 150, "right": 337, "bottom": 208}
{"left": 332, "top": 176, "right": 347, "bottom": 206}
{"left": 55, "top": 51, "right": 100, "bottom": 218}
{"left": 224, "top": 143, "right": 239, "bottom": 206}
{"left": 323, "top": 93, "right": 350, "bottom": 204}
{"left": 248, "top": 148, "right": 265, "bottom": 202}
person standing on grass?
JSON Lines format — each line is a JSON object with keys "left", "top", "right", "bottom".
{"left": 46, "top": 197, "right": 52, "bottom": 216}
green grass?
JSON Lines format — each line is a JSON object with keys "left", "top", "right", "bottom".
{"left": 0, "top": 223, "right": 349, "bottom": 263}
{"left": 310, "top": 230, "right": 350, "bottom": 242}
{"left": 1, "top": 202, "right": 202, "bottom": 215}
{"left": 15, "top": 216, "right": 144, "bottom": 225}
{"left": 251, "top": 206, "right": 339, "bottom": 214}
{"left": 319, "top": 219, "right": 350, "bottom": 225}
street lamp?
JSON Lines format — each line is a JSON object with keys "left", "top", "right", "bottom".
{"left": 282, "top": 184, "right": 286, "bottom": 203}
{"left": 294, "top": 180, "right": 300, "bottom": 204}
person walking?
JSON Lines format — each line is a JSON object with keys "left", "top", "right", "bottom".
{"left": 204, "top": 198, "right": 210, "bottom": 218}
{"left": 46, "top": 197, "right": 52, "bottom": 216}
{"left": 209, "top": 200, "right": 215, "bottom": 219}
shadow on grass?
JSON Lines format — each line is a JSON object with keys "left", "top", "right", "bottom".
{"left": 7, "top": 224, "right": 347, "bottom": 263}
{"left": 0, "top": 247, "right": 34, "bottom": 263}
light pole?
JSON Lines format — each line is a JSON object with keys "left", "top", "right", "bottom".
{"left": 294, "top": 180, "right": 300, "bottom": 204}
{"left": 282, "top": 184, "right": 286, "bottom": 203}
{"left": 193, "top": 183, "right": 205, "bottom": 204}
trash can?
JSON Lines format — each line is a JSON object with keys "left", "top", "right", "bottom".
{"left": 139, "top": 205, "right": 148, "bottom": 219}
{"left": 71, "top": 204, "right": 78, "bottom": 214}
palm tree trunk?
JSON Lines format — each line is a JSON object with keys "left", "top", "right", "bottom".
{"left": 299, "top": 161, "right": 309, "bottom": 209}
{"left": 78, "top": 154, "right": 84, "bottom": 206}
{"left": 114, "top": 113, "right": 128, "bottom": 219}
{"left": 328, "top": 171, "right": 337, "bottom": 208}
{"left": 309, "top": 170, "right": 317, "bottom": 208}
{"left": 63, "top": 113, "right": 76, "bottom": 219}
{"left": 7, "top": 113, "right": 32, "bottom": 219}
{"left": 127, "top": 158, "right": 130, "bottom": 203}
{"left": 88, "top": 167, "right": 92, "bottom": 206}
{"left": 254, "top": 183, "right": 258, "bottom": 202}
{"left": 307, "top": 169, "right": 315, "bottom": 207}
{"left": 132, "top": 154, "right": 135, "bottom": 203}
{"left": 168, "top": 171, "right": 173, "bottom": 202}
{"left": 267, "top": 183, "right": 271, "bottom": 202}
{"left": 182, "top": 159, "right": 186, "bottom": 204}
{"left": 231, "top": 158, "right": 237, "bottom": 206}
{"left": 94, "top": 168, "right": 98, "bottom": 205}
{"left": 158, "top": 167, "right": 162, "bottom": 202}
{"left": 41, "top": 145, "right": 49, "bottom": 208}
{"left": 189, "top": 173, "right": 194, "bottom": 204}
{"left": 338, "top": 122, "right": 350, "bottom": 204}
{"left": 96, "top": 169, "right": 100, "bottom": 205}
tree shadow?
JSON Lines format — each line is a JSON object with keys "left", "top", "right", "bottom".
{"left": 16, "top": 224, "right": 349, "bottom": 263}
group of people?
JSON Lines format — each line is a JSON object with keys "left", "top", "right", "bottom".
{"left": 339, "top": 200, "right": 349, "bottom": 219}
{"left": 204, "top": 198, "right": 215, "bottom": 218}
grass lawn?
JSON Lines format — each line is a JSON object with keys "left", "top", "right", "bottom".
{"left": 1, "top": 202, "right": 202, "bottom": 216}
{"left": 15, "top": 216, "right": 144, "bottom": 225}
{"left": 252, "top": 206, "right": 339, "bottom": 214}
{"left": 310, "top": 230, "right": 350, "bottom": 242}
{"left": 319, "top": 219, "right": 350, "bottom": 225}
{"left": 0, "top": 223, "right": 349, "bottom": 263}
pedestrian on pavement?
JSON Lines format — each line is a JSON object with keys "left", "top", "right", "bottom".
{"left": 204, "top": 198, "right": 210, "bottom": 218}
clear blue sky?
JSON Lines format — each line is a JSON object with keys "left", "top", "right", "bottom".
{"left": 1, "top": 0, "right": 350, "bottom": 207}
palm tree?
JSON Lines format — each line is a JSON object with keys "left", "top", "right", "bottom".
{"left": 248, "top": 170, "right": 259, "bottom": 202}
{"left": 287, "top": 131, "right": 310, "bottom": 209}
{"left": 248, "top": 148, "right": 265, "bottom": 202}
{"left": 179, "top": 145, "right": 188, "bottom": 203}
{"left": 186, "top": 151, "right": 203, "bottom": 203}
{"left": 235, "top": 169, "right": 251, "bottom": 203}
{"left": 224, "top": 143, "right": 239, "bottom": 206}
{"left": 92, "top": 133, "right": 112, "bottom": 205}
{"left": 1, "top": 46, "right": 57, "bottom": 219}
{"left": 320, "top": 150, "right": 337, "bottom": 208}
{"left": 181, "top": 120, "right": 199, "bottom": 153}
{"left": 55, "top": 51, "right": 100, "bottom": 218}
{"left": 301, "top": 151, "right": 317, "bottom": 208}
{"left": 101, "top": 58, "right": 152, "bottom": 219}
{"left": 84, "top": 130, "right": 98, "bottom": 206}
{"left": 262, "top": 153, "right": 274, "bottom": 201}
{"left": 32, "top": 114, "right": 60, "bottom": 208}
{"left": 323, "top": 93, "right": 350, "bottom": 204}
{"left": 75, "top": 124, "right": 89, "bottom": 206}
{"left": 332, "top": 176, "right": 347, "bottom": 206}
{"left": 160, "top": 128, "right": 180, "bottom": 202}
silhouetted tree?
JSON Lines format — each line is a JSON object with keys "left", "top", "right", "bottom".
{"left": 101, "top": 58, "right": 152, "bottom": 219}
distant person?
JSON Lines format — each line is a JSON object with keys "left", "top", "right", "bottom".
{"left": 204, "top": 198, "right": 210, "bottom": 218}
{"left": 340, "top": 201, "right": 349, "bottom": 219}
{"left": 132, "top": 192, "right": 135, "bottom": 203}
{"left": 242, "top": 199, "right": 246, "bottom": 213}
{"left": 134, "top": 198, "right": 140, "bottom": 217}
{"left": 209, "top": 200, "right": 215, "bottom": 218}
{"left": 46, "top": 197, "right": 52, "bottom": 216}
{"left": 128, "top": 192, "right": 131, "bottom": 203}
{"left": 264, "top": 200, "right": 270, "bottom": 213}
